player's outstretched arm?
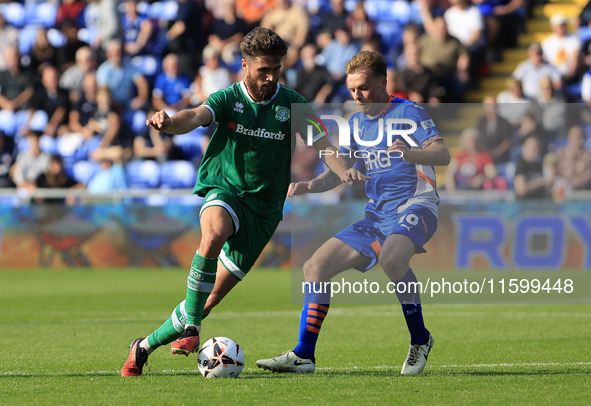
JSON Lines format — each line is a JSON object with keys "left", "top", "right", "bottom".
{"left": 288, "top": 169, "right": 342, "bottom": 197}
{"left": 312, "top": 137, "right": 368, "bottom": 185}
{"left": 146, "top": 106, "right": 213, "bottom": 135}
{"left": 388, "top": 139, "right": 451, "bottom": 166}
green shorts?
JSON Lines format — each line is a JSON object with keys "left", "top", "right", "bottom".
{"left": 200, "top": 188, "right": 280, "bottom": 280}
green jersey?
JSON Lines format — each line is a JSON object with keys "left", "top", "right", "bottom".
{"left": 194, "top": 81, "right": 319, "bottom": 220}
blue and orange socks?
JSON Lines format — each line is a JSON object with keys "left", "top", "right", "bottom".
{"left": 394, "top": 268, "right": 429, "bottom": 345}
{"left": 293, "top": 284, "right": 330, "bottom": 360}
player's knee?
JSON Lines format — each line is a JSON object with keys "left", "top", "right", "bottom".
{"left": 199, "top": 229, "right": 230, "bottom": 256}
{"left": 303, "top": 259, "right": 325, "bottom": 282}
{"left": 379, "top": 256, "right": 407, "bottom": 281}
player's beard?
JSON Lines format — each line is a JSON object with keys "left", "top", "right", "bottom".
{"left": 245, "top": 75, "right": 277, "bottom": 102}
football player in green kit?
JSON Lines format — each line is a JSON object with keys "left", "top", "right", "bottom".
{"left": 121, "top": 27, "right": 367, "bottom": 376}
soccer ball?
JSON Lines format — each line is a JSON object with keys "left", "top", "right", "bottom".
{"left": 197, "top": 337, "right": 245, "bottom": 378}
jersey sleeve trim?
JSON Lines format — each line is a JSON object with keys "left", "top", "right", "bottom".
{"left": 203, "top": 104, "right": 216, "bottom": 123}
{"left": 421, "top": 135, "right": 443, "bottom": 148}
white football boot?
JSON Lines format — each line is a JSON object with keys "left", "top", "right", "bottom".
{"left": 401, "top": 333, "right": 434, "bottom": 375}
{"left": 256, "top": 350, "right": 315, "bottom": 373}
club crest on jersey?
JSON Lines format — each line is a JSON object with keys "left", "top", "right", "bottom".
{"left": 275, "top": 107, "right": 290, "bottom": 122}
{"left": 234, "top": 102, "right": 244, "bottom": 113}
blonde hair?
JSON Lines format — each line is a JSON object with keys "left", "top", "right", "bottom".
{"left": 345, "top": 50, "right": 387, "bottom": 78}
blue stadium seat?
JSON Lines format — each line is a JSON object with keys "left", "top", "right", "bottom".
{"left": 25, "top": 2, "right": 57, "bottom": 28}
{"left": 18, "top": 24, "right": 39, "bottom": 55}
{"left": 72, "top": 160, "right": 101, "bottom": 185}
{"left": 122, "top": 110, "right": 148, "bottom": 135}
{"left": 47, "top": 28, "right": 66, "bottom": 48}
{"left": 1, "top": 2, "right": 26, "bottom": 28}
{"left": 130, "top": 54, "right": 161, "bottom": 85}
{"left": 159, "top": 160, "right": 196, "bottom": 189}
{"left": 172, "top": 128, "right": 208, "bottom": 161}
{"left": 147, "top": 1, "right": 178, "bottom": 21}
{"left": 39, "top": 135, "right": 57, "bottom": 155}
{"left": 126, "top": 159, "right": 161, "bottom": 188}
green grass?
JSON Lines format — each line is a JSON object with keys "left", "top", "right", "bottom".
{"left": 1, "top": 269, "right": 590, "bottom": 405}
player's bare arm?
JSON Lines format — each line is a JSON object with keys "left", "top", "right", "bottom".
{"left": 388, "top": 138, "right": 451, "bottom": 166}
{"left": 312, "top": 136, "right": 368, "bottom": 185}
{"left": 146, "top": 106, "right": 213, "bottom": 134}
{"left": 288, "top": 169, "right": 342, "bottom": 197}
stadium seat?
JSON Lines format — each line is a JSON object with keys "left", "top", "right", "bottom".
{"left": 47, "top": 28, "right": 66, "bottom": 48}
{"left": 159, "top": 160, "right": 196, "bottom": 189}
{"left": 72, "top": 160, "right": 101, "bottom": 185}
{"left": 39, "top": 135, "right": 57, "bottom": 155}
{"left": 172, "top": 128, "right": 208, "bottom": 161}
{"left": 130, "top": 54, "right": 161, "bottom": 84}
{"left": 122, "top": 110, "right": 148, "bottom": 135}
{"left": 18, "top": 24, "right": 39, "bottom": 56}
{"left": 1, "top": 2, "right": 26, "bottom": 28}
{"left": 25, "top": 2, "right": 57, "bottom": 28}
{"left": 126, "top": 160, "right": 161, "bottom": 188}
{"left": 147, "top": 1, "right": 178, "bottom": 21}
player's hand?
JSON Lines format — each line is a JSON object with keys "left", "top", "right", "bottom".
{"left": 387, "top": 139, "right": 410, "bottom": 162}
{"left": 147, "top": 110, "right": 172, "bottom": 131}
{"left": 340, "top": 168, "right": 370, "bottom": 186}
{"left": 287, "top": 181, "right": 311, "bottom": 197}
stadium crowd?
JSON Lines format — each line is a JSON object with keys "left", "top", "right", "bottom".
{"left": 1, "top": 0, "right": 591, "bottom": 201}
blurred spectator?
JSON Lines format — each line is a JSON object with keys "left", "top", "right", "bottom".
{"left": 496, "top": 77, "right": 530, "bottom": 126}
{"left": 531, "top": 76, "right": 566, "bottom": 139}
{"left": 152, "top": 53, "right": 192, "bottom": 112}
{"left": 417, "top": 15, "right": 470, "bottom": 101}
{"left": 320, "top": 26, "right": 360, "bottom": 84}
{"left": 96, "top": 40, "right": 149, "bottom": 111}
{"left": 208, "top": 0, "right": 249, "bottom": 68}
{"left": 235, "top": 0, "right": 278, "bottom": 27}
{"left": 261, "top": 0, "right": 310, "bottom": 67}
{"left": 164, "top": 0, "right": 209, "bottom": 74}
{"left": 35, "top": 155, "right": 82, "bottom": 205}
{"left": 474, "top": 0, "right": 524, "bottom": 57}
{"left": 318, "top": 0, "right": 348, "bottom": 36}
{"left": 133, "top": 122, "right": 183, "bottom": 162}
{"left": 60, "top": 46, "right": 94, "bottom": 103}
{"left": 57, "top": 0, "right": 86, "bottom": 28}
{"left": 393, "top": 24, "right": 421, "bottom": 69}
{"left": 0, "top": 14, "right": 18, "bottom": 72}
{"left": 55, "top": 20, "right": 88, "bottom": 71}
{"left": 542, "top": 13, "right": 581, "bottom": 83}
{"left": 512, "top": 41, "right": 561, "bottom": 100}
{"left": 0, "top": 46, "right": 35, "bottom": 135}
{"left": 29, "top": 28, "right": 57, "bottom": 74}
{"left": 0, "top": 132, "right": 15, "bottom": 188}
{"left": 444, "top": 127, "right": 499, "bottom": 191}
{"left": 87, "top": 149, "right": 128, "bottom": 193}
{"left": 514, "top": 135, "right": 552, "bottom": 199}
{"left": 68, "top": 71, "right": 98, "bottom": 141}
{"left": 514, "top": 111, "right": 546, "bottom": 153}
{"left": 346, "top": 2, "right": 375, "bottom": 43}
{"left": 88, "top": 89, "right": 132, "bottom": 161}
{"left": 9, "top": 131, "right": 50, "bottom": 192}
{"left": 122, "top": 0, "right": 154, "bottom": 56}
{"left": 554, "top": 124, "right": 591, "bottom": 190}
{"left": 192, "top": 46, "right": 233, "bottom": 105}
{"left": 475, "top": 95, "right": 514, "bottom": 164}
{"left": 443, "top": 0, "right": 485, "bottom": 85}
{"left": 396, "top": 43, "right": 441, "bottom": 103}
{"left": 98, "top": 0, "right": 123, "bottom": 55}
{"left": 291, "top": 135, "right": 319, "bottom": 182}
{"left": 294, "top": 43, "right": 333, "bottom": 104}
{"left": 25, "top": 65, "right": 70, "bottom": 138}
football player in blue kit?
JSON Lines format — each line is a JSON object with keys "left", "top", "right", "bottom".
{"left": 256, "top": 50, "right": 450, "bottom": 374}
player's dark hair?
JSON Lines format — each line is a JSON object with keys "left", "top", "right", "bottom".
{"left": 240, "top": 27, "right": 288, "bottom": 61}
{"left": 345, "top": 50, "right": 387, "bottom": 79}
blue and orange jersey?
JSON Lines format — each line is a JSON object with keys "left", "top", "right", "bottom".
{"left": 343, "top": 96, "right": 442, "bottom": 218}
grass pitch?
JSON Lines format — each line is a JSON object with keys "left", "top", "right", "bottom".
{"left": 0, "top": 269, "right": 590, "bottom": 405}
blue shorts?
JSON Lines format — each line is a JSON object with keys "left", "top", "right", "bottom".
{"left": 334, "top": 205, "right": 438, "bottom": 272}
